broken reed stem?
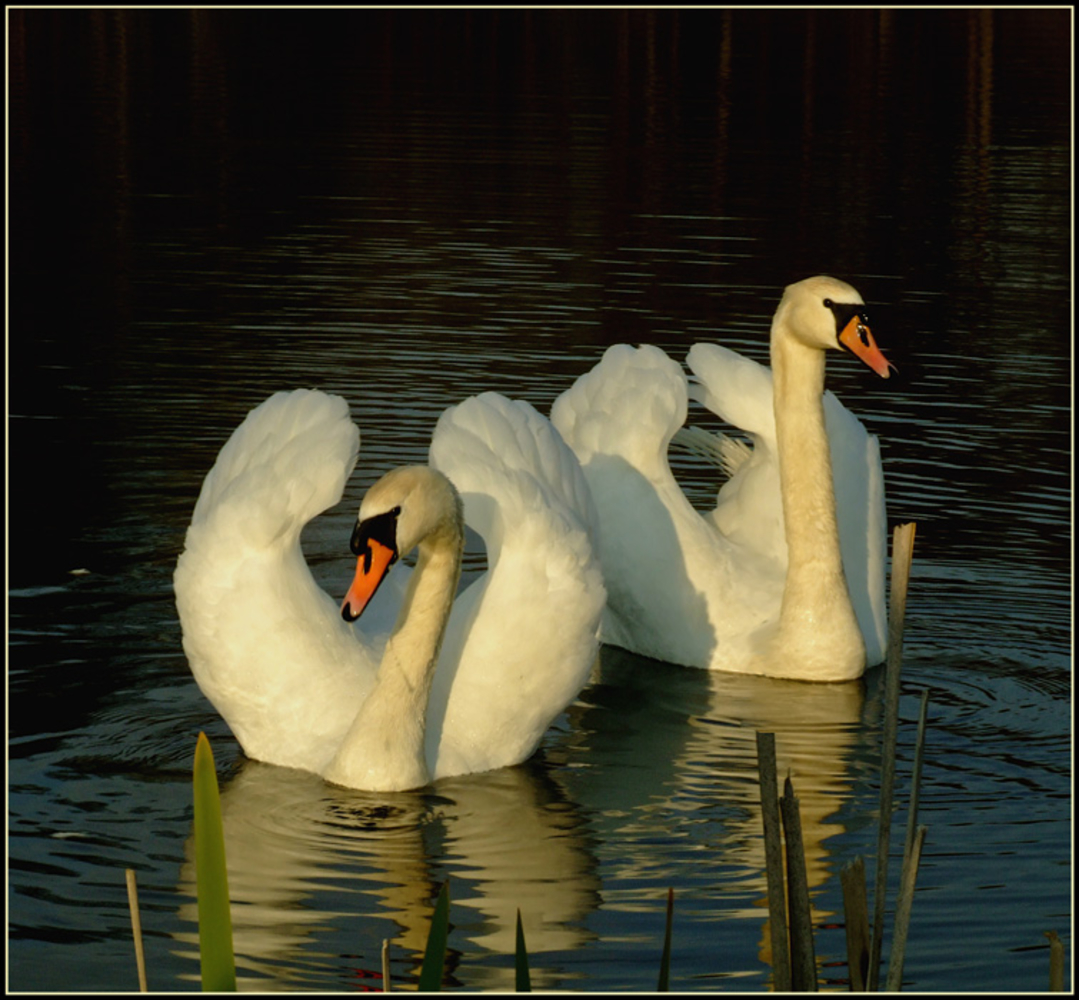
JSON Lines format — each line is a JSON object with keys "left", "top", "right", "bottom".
{"left": 125, "top": 868, "right": 148, "bottom": 992}
{"left": 382, "top": 938, "right": 390, "bottom": 992}
{"left": 885, "top": 824, "right": 927, "bottom": 991}
{"left": 1045, "top": 930, "right": 1064, "bottom": 991}
{"left": 756, "top": 731, "right": 792, "bottom": 992}
{"left": 840, "top": 858, "right": 870, "bottom": 992}
{"left": 869, "top": 522, "right": 917, "bottom": 991}
{"left": 780, "top": 776, "right": 817, "bottom": 991}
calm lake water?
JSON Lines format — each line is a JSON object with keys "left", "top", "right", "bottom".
{"left": 8, "top": 9, "right": 1072, "bottom": 993}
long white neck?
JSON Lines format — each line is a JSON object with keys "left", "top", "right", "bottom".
{"left": 770, "top": 322, "right": 864, "bottom": 673}
{"left": 324, "top": 520, "right": 463, "bottom": 791}
{"left": 772, "top": 330, "right": 844, "bottom": 580}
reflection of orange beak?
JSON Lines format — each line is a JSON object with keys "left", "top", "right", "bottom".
{"left": 341, "top": 538, "right": 396, "bottom": 622}
{"left": 838, "top": 314, "right": 895, "bottom": 378}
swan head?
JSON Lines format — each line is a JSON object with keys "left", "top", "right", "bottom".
{"left": 340, "top": 466, "right": 463, "bottom": 622}
{"left": 776, "top": 275, "right": 894, "bottom": 378}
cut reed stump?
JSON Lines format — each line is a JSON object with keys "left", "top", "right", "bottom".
{"left": 840, "top": 857, "right": 870, "bottom": 992}
{"left": 1045, "top": 930, "right": 1065, "bottom": 991}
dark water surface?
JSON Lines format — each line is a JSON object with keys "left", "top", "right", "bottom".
{"left": 8, "top": 9, "right": 1071, "bottom": 992}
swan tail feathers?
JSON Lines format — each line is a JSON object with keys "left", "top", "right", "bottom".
{"left": 670, "top": 425, "right": 752, "bottom": 479}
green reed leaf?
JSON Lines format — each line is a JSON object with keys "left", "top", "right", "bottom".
{"left": 418, "top": 881, "right": 450, "bottom": 992}
{"left": 515, "top": 909, "right": 531, "bottom": 992}
{"left": 658, "top": 887, "right": 674, "bottom": 991}
{"left": 193, "top": 732, "right": 236, "bottom": 992}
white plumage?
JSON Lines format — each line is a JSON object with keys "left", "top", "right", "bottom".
{"left": 175, "top": 388, "right": 604, "bottom": 790}
{"left": 551, "top": 275, "right": 891, "bottom": 681}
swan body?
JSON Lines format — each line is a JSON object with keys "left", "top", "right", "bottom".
{"left": 175, "top": 389, "right": 605, "bottom": 790}
{"left": 551, "top": 275, "right": 891, "bottom": 681}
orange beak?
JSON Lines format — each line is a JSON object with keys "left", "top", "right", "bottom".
{"left": 838, "top": 314, "right": 895, "bottom": 379}
{"left": 341, "top": 537, "right": 396, "bottom": 622}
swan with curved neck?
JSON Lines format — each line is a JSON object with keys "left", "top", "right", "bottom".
{"left": 551, "top": 275, "right": 892, "bottom": 681}
{"left": 323, "top": 467, "right": 464, "bottom": 790}
{"left": 175, "top": 390, "right": 604, "bottom": 791}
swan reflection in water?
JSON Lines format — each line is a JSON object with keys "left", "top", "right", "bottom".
{"left": 553, "top": 647, "right": 874, "bottom": 983}
{"left": 173, "top": 753, "right": 601, "bottom": 991}
{"left": 174, "top": 646, "right": 872, "bottom": 990}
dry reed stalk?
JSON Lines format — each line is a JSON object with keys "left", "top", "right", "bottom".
{"left": 756, "top": 731, "right": 792, "bottom": 991}
{"left": 1045, "top": 930, "right": 1064, "bottom": 991}
{"left": 840, "top": 857, "right": 870, "bottom": 992}
{"left": 904, "top": 690, "right": 930, "bottom": 861}
{"left": 125, "top": 868, "right": 148, "bottom": 992}
{"left": 868, "top": 521, "right": 917, "bottom": 990}
{"left": 885, "top": 824, "right": 927, "bottom": 991}
{"left": 781, "top": 776, "right": 817, "bottom": 991}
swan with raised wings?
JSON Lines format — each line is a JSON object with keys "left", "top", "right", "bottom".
{"left": 550, "top": 275, "right": 893, "bottom": 682}
{"left": 174, "top": 389, "right": 605, "bottom": 790}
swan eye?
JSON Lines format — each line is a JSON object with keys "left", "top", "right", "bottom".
{"left": 351, "top": 507, "right": 400, "bottom": 565}
{"left": 823, "top": 298, "right": 834, "bottom": 308}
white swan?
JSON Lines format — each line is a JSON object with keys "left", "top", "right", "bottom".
{"left": 550, "top": 275, "right": 893, "bottom": 682}
{"left": 174, "top": 388, "right": 605, "bottom": 790}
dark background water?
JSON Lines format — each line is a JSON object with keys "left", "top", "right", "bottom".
{"left": 7, "top": 8, "right": 1071, "bottom": 992}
